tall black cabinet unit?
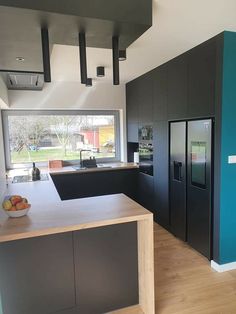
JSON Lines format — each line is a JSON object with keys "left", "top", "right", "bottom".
{"left": 126, "top": 33, "right": 223, "bottom": 259}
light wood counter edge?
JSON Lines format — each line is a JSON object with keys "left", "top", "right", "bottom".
{"left": 0, "top": 213, "right": 152, "bottom": 243}
{"left": 107, "top": 304, "right": 144, "bottom": 313}
{"left": 49, "top": 163, "right": 138, "bottom": 176}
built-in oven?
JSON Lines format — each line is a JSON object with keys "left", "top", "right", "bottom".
{"left": 138, "top": 125, "right": 153, "bottom": 176}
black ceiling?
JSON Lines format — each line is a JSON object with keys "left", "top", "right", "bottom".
{"left": 0, "top": 1, "right": 152, "bottom": 73}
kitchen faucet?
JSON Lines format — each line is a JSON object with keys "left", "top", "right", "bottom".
{"left": 80, "top": 149, "right": 91, "bottom": 167}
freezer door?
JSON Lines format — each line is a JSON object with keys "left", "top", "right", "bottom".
{"left": 169, "top": 121, "right": 187, "bottom": 241}
{"left": 187, "top": 119, "right": 212, "bottom": 259}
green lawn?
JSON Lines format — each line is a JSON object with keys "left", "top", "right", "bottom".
{"left": 11, "top": 148, "right": 114, "bottom": 164}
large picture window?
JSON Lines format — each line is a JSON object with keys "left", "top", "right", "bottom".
{"left": 2, "top": 110, "right": 120, "bottom": 169}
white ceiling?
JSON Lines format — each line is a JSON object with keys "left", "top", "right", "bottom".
{"left": 50, "top": 0, "right": 236, "bottom": 84}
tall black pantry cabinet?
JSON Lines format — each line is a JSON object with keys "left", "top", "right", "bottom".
{"left": 126, "top": 33, "right": 223, "bottom": 259}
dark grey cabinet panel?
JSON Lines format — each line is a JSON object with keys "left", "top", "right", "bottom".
{"left": 167, "top": 55, "right": 188, "bottom": 119}
{"left": 127, "top": 122, "right": 139, "bottom": 142}
{"left": 153, "top": 121, "right": 169, "bottom": 227}
{"left": 0, "top": 233, "right": 75, "bottom": 314}
{"left": 74, "top": 223, "right": 139, "bottom": 314}
{"left": 138, "top": 172, "right": 154, "bottom": 212}
{"left": 153, "top": 65, "right": 168, "bottom": 121}
{"left": 51, "top": 169, "right": 138, "bottom": 201}
{"left": 126, "top": 81, "right": 139, "bottom": 123}
{"left": 137, "top": 73, "right": 153, "bottom": 123}
{"left": 187, "top": 39, "right": 216, "bottom": 117}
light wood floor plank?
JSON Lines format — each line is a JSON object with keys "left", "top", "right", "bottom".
{"left": 154, "top": 223, "right": 236, "bottom": 314}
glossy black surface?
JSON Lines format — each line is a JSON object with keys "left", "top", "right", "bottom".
{"left": 187, "top": 119, "right": 213, "bottom": 259}
{"left": 12, "top": 173, "right": 49, "bottom": 183}
{"left": 169, "top": 121, "right": 187, "bottom": 241}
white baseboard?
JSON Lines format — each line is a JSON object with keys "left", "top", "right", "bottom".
{"left": 211, "top": 260, "right": 236, "bottom": 272}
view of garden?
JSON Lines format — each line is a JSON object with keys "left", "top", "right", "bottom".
{"left": 7, "top": 114, "right": 115, "bottom": 164}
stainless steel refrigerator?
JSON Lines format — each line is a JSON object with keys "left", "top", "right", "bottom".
{"left": 169, "top": 119, "right": 213, "bottom": 259}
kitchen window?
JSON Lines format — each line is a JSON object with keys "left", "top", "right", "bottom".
{"left": 2, "top": 110, "right": 120, "bottom": 169}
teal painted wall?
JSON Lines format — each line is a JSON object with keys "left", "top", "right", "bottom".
{"left": 219, "top": 31, "right": 236, "bottom": 264}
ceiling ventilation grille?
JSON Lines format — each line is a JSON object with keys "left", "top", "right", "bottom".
{"left": 6, "top": 72, "right": 44, "bottom": 90}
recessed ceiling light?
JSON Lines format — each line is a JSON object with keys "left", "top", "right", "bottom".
{"left": 16, "top": 57, "right": 25, "bottom": 62}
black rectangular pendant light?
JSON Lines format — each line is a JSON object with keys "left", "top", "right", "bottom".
{"left": 79, "top": 33, "right": 88, "bottom": 84}
{"left": 112, "top": 36, "right": 120, "bottom": 85}
{"left": 41, "top": 28, "right": 51, "bottom": 82}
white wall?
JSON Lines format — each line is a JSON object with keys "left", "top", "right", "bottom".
{"left": 7, "top": 81, "right": 127, "bottom": 161}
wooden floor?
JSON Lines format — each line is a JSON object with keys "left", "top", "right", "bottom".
{"left": 154, "top": 223, "right": 236, "bottom": 314}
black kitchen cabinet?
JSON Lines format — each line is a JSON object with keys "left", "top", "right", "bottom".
{"left": 126, "top": 81, "right": 139, "bottom": 123}
{"left": 137, "top": 73, "right": 153, "bottom": 123}
{"left": 153, "top": 64, "right": 168, "bottom": 121}
{"left": 153, "top": 121, "right": 169, "bottom": 227}
{"left": 167, "top": 55, "right": 188, "bottom": 119}
{"left": 126, "top": 80, "right": 139, "bottom": 142}
{"left": 0, "top": 224, "right": 139, "bottom": 314}
{"left": 138, "top": 172, "right": 154, "bottom": 212}
{"left": 74, "top": 223, "right": 139, "bottom": 313}
{"left": 126, "top": 34, "right": 221, "bottom": 248}
{"left": 51, "top": 169, "right": 138, "bottom": 201}
{"left": 0, "top": 233, "right": 75, "bottom": 314}
{"left": 187, "top": 39, "right": 216, "bottom": 117}
{"left": 127, "top": 122, "right": 139, "bottom": 142}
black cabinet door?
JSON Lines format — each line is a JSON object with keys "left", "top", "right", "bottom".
{"left": 153, "top": 121, "right": 169, "bottom": 227}
{"left": 127, "top": 122, "right": 139, "bottom": 142}
{"left": 126, "top": 81, "right": 139, "bottom": 123}
{"left": 137, "top": 73, "right": 153, "bottom": 124}
{"left": 167, "top": 55, "right": 188, "bottom": 119}
{"left": 187, "top": 39, "right": 216, "bottom": 117}
{"left": 153, "top": 65, "right": 168, "bottom": 121}
{"left": 138, "top": 172, "right": 154, "bottom": 211}
{"left": 74, "top": 223, "right": 139, "bottom": 314}
{"left": 51, "top": 169, "right": 138, "bottom": 201}
{"left": 0, "top": 233, "right": 75, "bottom": 314}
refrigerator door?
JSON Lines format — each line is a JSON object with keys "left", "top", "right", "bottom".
{"left": 169, "top": 121, "right": 187, "bottom": 241}
{"left": 187, "top": 119, "right": 212, "bottom": 259}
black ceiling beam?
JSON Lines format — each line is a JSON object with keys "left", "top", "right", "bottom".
{"left": 79, "top": 33, "right": 88, "bottom": 84}
{"left": 112, "top": 36, "right": 119, "bottom": 85}
{"left": 41, "top": 28, "right": 51, "bottom": 83}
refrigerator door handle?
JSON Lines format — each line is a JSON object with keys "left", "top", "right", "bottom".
{"left": 173, "top": 161, "right": 183, "bottom": 181}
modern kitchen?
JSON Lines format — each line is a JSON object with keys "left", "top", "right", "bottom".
{"left": 1, "top": 1, "right": 236, "bottom": 314}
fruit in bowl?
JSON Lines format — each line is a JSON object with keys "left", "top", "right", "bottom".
{"left": 2, "top": 195, "right": 31, "bottom": 218}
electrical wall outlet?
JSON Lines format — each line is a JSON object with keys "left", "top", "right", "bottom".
{"left": 228, "top": 156, "right": 236, "bottom": 164}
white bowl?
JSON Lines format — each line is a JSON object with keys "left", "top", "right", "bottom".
{"left": 4, "top": 205, "right": 31, "bottom": 218}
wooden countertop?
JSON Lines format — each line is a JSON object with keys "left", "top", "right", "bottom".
{"left": 49, "top": 162, "right": 138, "bottom": 175}
{"left": 0, "top": 165, "right": 151, "bottom": 243}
